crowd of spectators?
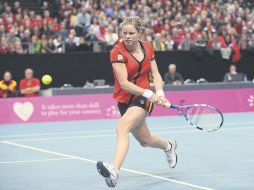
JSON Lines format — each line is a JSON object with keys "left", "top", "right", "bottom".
{"left": 0, "top": 0, "right": 254, "bottom": 57}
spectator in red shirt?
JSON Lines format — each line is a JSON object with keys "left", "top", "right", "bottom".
{"left": 208, "top": 32, "right": 227, "bottom": 50}
{"left": 0, "top": 71, "right": 17, "bottom": 98}
{"left": 19, "top": 68, "right": 41, "bottom": 97}
{"left": 34, "top": 15, "right": 43, "bottom": 28}
{"left": 230, "top": 35, "right": 241, "bottom": 62}
{"left": 191, "top": 23, "right": 202, "bottom": 42}
{"left": 43, "top": 10, "right": 53, "bottom": 24}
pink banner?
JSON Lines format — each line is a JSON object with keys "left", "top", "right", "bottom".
{"left": 0, "top": 88, "right": 253, "bottom": 124}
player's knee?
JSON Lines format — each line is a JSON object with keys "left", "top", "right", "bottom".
{"left": 116, "top": 123, "right": 131, "bottom": 135}
{"left": 116, "top": 120, "right": 134, "bottom": 135}
{"left": 139, "top": 138, "right": 150, "bottom": 147}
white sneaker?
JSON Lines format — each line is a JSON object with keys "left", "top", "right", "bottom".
{"left": 165, "top": 140, "right": 177, "bottom": 168}
{"left": 96, "top": 161, "right": 118, "bottom": 188}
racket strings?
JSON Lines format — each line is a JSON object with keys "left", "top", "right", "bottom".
{"left": 186, "top": 106, "right": 222, "bottom": 131}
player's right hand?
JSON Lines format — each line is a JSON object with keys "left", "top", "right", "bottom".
{"left": 149, "top": 93, "right": 158, "bottom": 103}
{"left": 158, "top": 96, "right": 171, "bottom": 107}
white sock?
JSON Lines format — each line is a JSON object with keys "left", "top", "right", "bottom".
{"left": 111, "top": 164, "right": 119, "bottom": 173}
{"left": 165, "top": 141, "right": 172, "bottom": 152}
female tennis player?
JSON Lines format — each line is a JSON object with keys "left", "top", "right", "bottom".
{"left": 96, "top": 17, "right": 177, "bottom": 187}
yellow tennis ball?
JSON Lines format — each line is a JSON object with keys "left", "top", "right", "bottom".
{"left": 42, "top": 74, "right": 52, "bottom": 85}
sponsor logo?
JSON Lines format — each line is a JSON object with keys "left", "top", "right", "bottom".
{"left": 117, "top": 54, "right": 123, "bottom": 60}
{"left": 140, "top": 100, "right": 145, "bottom": 105}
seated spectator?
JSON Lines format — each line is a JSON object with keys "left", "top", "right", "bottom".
{"left": 164, "top": 34, "right": 177, "bottom": 51}
{"left": 70, "top": 8, "right": 78, "bottom": 28}
{"left": 6, "top": 27, "right": 21, "bottom": 50}
{"left": 208, "top": 32, "right": 226, "bottom": 50}
{"left": 42, "top": 9, "right": 53, "bottom": 24}
{"left": 104, "top": 25, "right": 118, "bottom": 50}
{"left": 95, "top": 22, "right": 106, "bottom": 42}
{"left": 21, "top": 29, "right": 31, "bottom": 53}
{"left": 193, "top": 34, "right": 207, "bottom": 49}
{"left": 13, "top": 41, "right": 26, "bottom": 54}
{"left": 32, "top": 25, "right": 41, "bottom": 37}
{"left": 31, "top": 35, "right": 42, "bottom": 54}
{"left": 172, "top": 27, "right": 185, "bottom": 46}
{"left": 239, "top": 33, "right": 248, "bottom": 50}
{"left": 223, "top": 65, "right": 246, "bottom": 82}
{"left": 47, "top": 22, "right": 57, "bottom": 38}
{"left": 40, "top": 18, "right": 49, "bottom": 37}
{"left": 0, "top": 71, "right": 17, "bottom": 98}
{"left": 59, "top": 21, "right": 68, "bottom": 40}
{"left": 44, "top": 37, "right": 57, "bottom": 53}
{"left": 164, "top": 64, "right": 184, "bottom": 85}
{"left": 230, "top": 35, "right": 241, "bottom": 62}
{"left": 219, "top": 34, "right": 233, "bottom": 60}
{"left": 12, "top": 1, "right": 21, "bottom": 14}
{"left": 0, "top": 36, "right": 12, "bottom": 54}
{"left": 191, "top": 23, "right": 202, "bottom": 42}
{"left": 53, "top": 35, "right": 63, "bottom": 53}
{"left": 17, "top": 25, "right": 25, "bottom": 40}
{"left": 77, "top": 6, "right": 92, "bottom": 34}
{"left": 179, "top": 33, "right": 193, "bottom": 50}
{"left": 88, "top": 18, "right": 100, "bottom": 41}
{"left": 65, "top": 34, "right": 77, "bottom": 52}
{"left": 152, "top": 33, "right": 166, "bottom": 51}
{"left": 224, "top": 34, "right": 232, "bottom": 47}
{"left": 69, "top": 28, "right": 80, "bottom": 46}
{"left": 40, "top": 34, "right": 48, "bottom": 53}
{"left": 19, "top": 68, "right": 41, "bottom": 97}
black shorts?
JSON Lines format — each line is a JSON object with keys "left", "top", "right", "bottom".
{"left": 117, "top": 96, "right": 154, "bottom": 116}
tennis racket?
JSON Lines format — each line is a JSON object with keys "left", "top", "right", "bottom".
{"left": 165, "top": 103, "right": 224, "bottom": 132}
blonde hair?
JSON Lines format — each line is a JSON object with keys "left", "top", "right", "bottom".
{"left": 121, "top": 17, "right": 143, "bottom": 33}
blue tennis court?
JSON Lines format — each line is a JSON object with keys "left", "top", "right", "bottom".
{"left": 0, "top": 112, "right": 254, "bottom": 190}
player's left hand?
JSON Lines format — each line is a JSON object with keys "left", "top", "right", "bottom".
{"left": 157, "top": 96, "right": 170, "bottom": 107}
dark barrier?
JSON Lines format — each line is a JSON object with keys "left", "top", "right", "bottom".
{"left": 40, "top": 82, "right": 254, "bottom": 96}
{"left": 0, "top": 50, "right": 254, "bottom": 88}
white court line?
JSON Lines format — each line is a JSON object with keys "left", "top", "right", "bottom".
{"left": 0, "top": 129, "right": 115, "bottom": 138}
{"left": 9, "top": 134, "right": 116, "bottom": 142}
{"left": 1, "top": 121, "right": 253, "bottom": 138}
{"left": 0, "top": 158, "right": 73, "bottom": 164}
{"left": 0, "top": 127, "right": 181, "bottom": 138}
{"left": 8, "top": 125, "right": 254, "bottom": 143}
{"left": 1, "top": 140, "right": 214, "bottom": 190}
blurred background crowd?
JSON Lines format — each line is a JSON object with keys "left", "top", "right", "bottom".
{"left": 0, "top": 0, "right": 254, "bottom": 54}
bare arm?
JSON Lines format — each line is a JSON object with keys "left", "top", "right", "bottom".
{"left": 150, "top": 59, "right": 171, "bottom": 105}
{"left": 20, "top": 86, "right": 40, "bottom": 95}
{"left": 20, "top": 88, "right": 29, "bottom": 95}
{"left": 150, "top": 60, "right": 164, "bottom": 92}
{"left": 30, "top": 86, "right": 40, "bottom": 93}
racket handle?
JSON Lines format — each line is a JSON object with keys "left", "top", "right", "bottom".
{"left": 165, "top": 102, "right": 172, "bottom": 108}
